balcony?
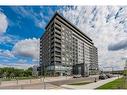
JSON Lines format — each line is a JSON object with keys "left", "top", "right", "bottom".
{"left": 50, "top": 46, "right": 61, "bottom": 53}
{"left": 54, "top": 61, "right": 61, "bottom": 65}
{"left": 54, "top": 37, "right": 61, "bottom": 43}
{"left": 50, "top": 58, "right": 54, "bottom": 62}
{"left": 54, "top": 34, "right": 61, "bottom": 39}
{"left": 55, "top": 26, "right": 61, "bottom": 32}
{"left": 50, "top": 52, "right": 54, "bottom": 56}
{"left": 50, "top": 56, "right": 61, "bottom": 62}
{"left": 54, "top": 56, "right": 61, "bottom": 60}
{"left": 50, "top": 43, "right": 54, "bottom": 47}
{"left": 55, "top": 30, "right": 61, "bottom": 36}
{"left": 54, "top": 48, "right": 61, "bottom": 53}
{"left": 55, "top": 22, "right": 61, "bottom": 28}
{"left": 54, "top": 43, "right": 61, "bottom": 48}
{"left": 54, "top": 51, "right": 61, "bottom": 55}
{"left": 55, "top": 46, "right": 61, "bottom": 50}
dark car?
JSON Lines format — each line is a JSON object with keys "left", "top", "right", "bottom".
{"left": 105, "top": 74, "right": 112, "bottom": 78}
{"left": 99, "top": 75, "right": 105, "bottom": 79}
{"left": 99, "top": 74, "right": 108, "bottom": 80}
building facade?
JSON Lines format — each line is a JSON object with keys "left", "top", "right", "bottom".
{"left": 40, "top": 12, "right": 99, "bottom": 76}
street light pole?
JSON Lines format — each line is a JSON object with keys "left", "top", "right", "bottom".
{"left": 43, "top": 64, "right": 46, "bottom": 89}
{"left": 66, "top": 64, "right": 67, "bottom": 80}
{"left": 0, "top": 78, "right": 1, "bottom": 86}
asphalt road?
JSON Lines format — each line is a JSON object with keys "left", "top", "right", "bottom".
{"left": 48, "top": 76, "right": 99, "bottom": 86}
{"left": 0, "top": 75, "right": 99, "bottom": 89}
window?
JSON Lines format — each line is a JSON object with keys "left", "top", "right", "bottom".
{"left": 62, "top": 36, "right": 65, "bottom": 40}
{"left": 62, "top": 44, "right": 65, "bottom": 48}
{"left": 62, "top": 27, "right": 65, "bottom": 30}
{"left": 62, "top": 57, "right": 65, "bottom": 61}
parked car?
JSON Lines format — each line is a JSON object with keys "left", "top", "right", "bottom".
{"left": 105, "top": 73, "right": 113, "bottom": 78}
{"left": 99, "top": 74, "right": 108, "bottom": 80}
{"left": 99, "top": 75, "right": 105, "bottom": 80}
{"left": 82, "top": 74, "right": 89, "bottom": 77}
{"left": 73, "top": 74, "right": 82, "bottom": 78}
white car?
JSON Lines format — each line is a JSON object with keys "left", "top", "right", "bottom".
{"left": 73, "top": 74, "right": 82, "bottom": 78}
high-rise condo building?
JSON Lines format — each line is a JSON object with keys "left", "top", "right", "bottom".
{"left": 40, "top": 12, "right": 99, "bottom": 76}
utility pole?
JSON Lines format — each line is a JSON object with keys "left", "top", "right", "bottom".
{"left": 111, "top": 67, "right": 113, "bottom": 75}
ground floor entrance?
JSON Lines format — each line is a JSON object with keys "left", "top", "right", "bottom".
{"left": 73, "top": 63, "right": 89, "bottom": 77}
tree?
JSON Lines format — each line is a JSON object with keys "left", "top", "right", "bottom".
{"left": 10, "top": 73, "right": 15, "bottom": 78}
{"left": 0, "top": 67, "right": 33, "bottom": 78}
{"left": 0, "top": 69, "right": 2, "bottom": 78}
{"left": 28, "top": 67, "right": 33, "bottom": 71}
{"left": 2, "top": 72, "right": 7, "bottom": 78}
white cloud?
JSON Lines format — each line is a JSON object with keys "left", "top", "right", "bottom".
{"left": 0, "top": 49, "right": 14, "bottom": 58}
{"left": 37, "top": 20, "right": 46, "bottom": 29}
{"left": 10, "top": 6, "right": 56, "bottom": 29}
{"left": 61, "top": 6, "right": 127, "bottom": 70}
{"left": 0, "top": 12, "right": 8, "bottom": 34}
{"left": 0, "top": 62, "right": 36, "bottom": 69}
{"left": 18, "top": 59, "right": 27, "bottom": 63}
{"left": 3, "top": 50, "right": 14, "bottom": 58}
{"left": 11, "top": 7, "right": 48, "bottom": 29}
{"left": 0, "top": 34, "right": 19, "bottom": 45}
{"left": 12, "top": 38, "right": 40, "bottom": 60}
{"left": 0, "top": 49, "right": 38, "bottom": 69}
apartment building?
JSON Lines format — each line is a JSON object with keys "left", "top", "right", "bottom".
{"left": 40, "top": 12, "right": 99, "bottom": 76}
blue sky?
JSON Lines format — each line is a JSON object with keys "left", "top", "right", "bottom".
{"left": 0, "top": 6, "right": 60, "bottom": 39}
{"left": 0, "top": 6, "right": 63, "bottom": 69}
{"left": 0, "top": 6, "right": 127, "bottom": 70}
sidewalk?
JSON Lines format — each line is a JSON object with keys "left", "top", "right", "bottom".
{"left": 0, "top": 75, "right": 97, "bottom": 88}
{"left": 44, "top": 76, "right": 72, "bottom": 82}
{"left": 0, "top": 76, "right": 72, "bottom": 87}
{"left": 61, "top": 76, "right": 122, "bottom": 89}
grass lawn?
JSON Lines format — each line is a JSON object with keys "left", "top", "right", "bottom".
{"left": 68, "top": 81, "right": 92, "bottom": 85}
{"left": 97, "top": 77, "right": 127, "bottom": 89}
